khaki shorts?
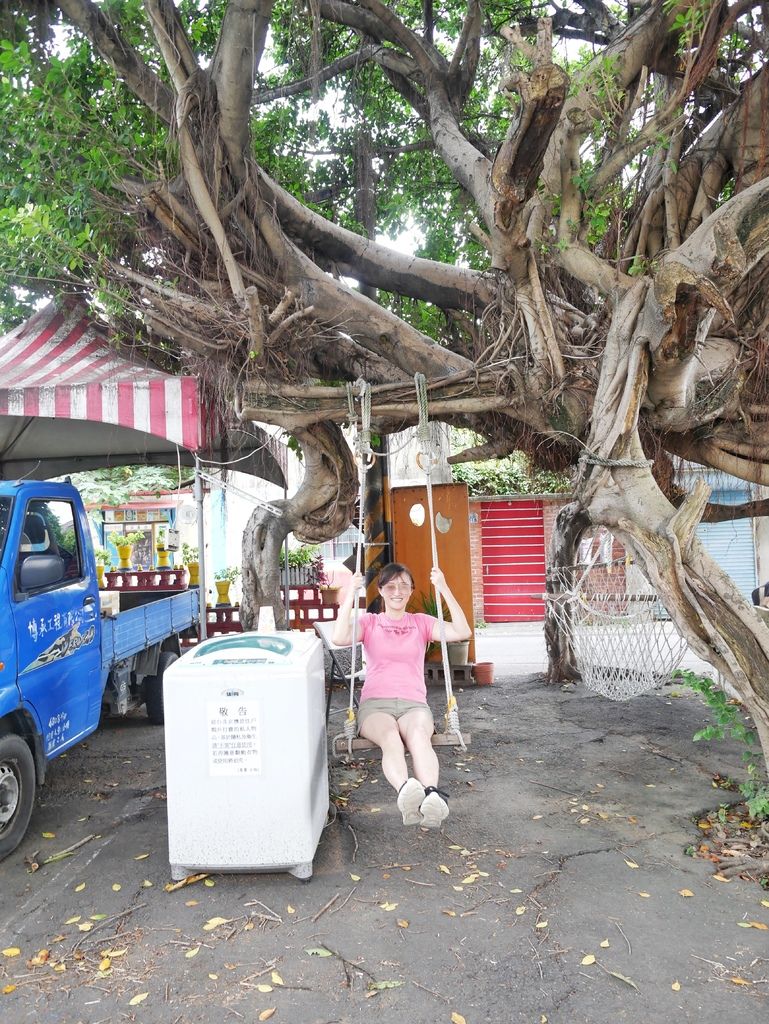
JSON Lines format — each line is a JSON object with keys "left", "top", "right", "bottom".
{"left": 357, "top": 698, "right": 434, "bottom": 732}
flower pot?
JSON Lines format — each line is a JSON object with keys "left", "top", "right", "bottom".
{"left": 215, "top": 580, "right": 231, "bottom": 605}
{"left": 156, "top": 546, "right": 170, "bottom": 568}
{"left": 447, "top": 640, "right": 470, "bottom": 666}
{"left": 116, "top": 543, "right": 133, "bottom": 569}
{"left": 472, "top": 661, "right": 494, "bottom": 686}
{"left": 96, "top": 564, "right": 106, "bottom": 588}
{"left": 320, "top": 587, "right": 340, "bottom": 607}
{"left": 187, "top": 561, "right": 200, "bottom": 586}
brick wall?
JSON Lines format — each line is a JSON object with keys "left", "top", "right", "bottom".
{"left": 468, "top": 501, "right": 485, "bottom": 624}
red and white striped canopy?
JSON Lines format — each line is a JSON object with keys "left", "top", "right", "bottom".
{"left": 0, "top": 301, "right": 202, "bottom": 450}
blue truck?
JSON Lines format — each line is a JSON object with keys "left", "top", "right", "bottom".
{"left": 0, "top": 480, "right": 200, "bottom": 860}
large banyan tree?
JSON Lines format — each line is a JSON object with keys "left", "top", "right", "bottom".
{"left": 4, "top": 2, "right": 769, "bottom": 762}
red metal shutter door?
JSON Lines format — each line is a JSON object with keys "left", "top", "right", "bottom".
{"left": 481, "top": 499, "right": 546, "bottom": 621}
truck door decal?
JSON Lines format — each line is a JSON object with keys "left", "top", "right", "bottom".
{"left": 20, "top": 621, "right": 96, "bottom": 675}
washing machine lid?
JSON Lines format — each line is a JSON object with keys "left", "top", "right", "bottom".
{"left": 190, "top": 631, "right": 315, "bottom": 665}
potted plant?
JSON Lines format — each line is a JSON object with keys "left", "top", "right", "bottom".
{"left": 107, "top": 530, "right": 144, "bottom": 569}
{"left": 311, "top": 551, "right": 341, "bottom": 606}
{"left": 94, "top": 548, "right": 111, "bottom": 588}
{"left": 417, "top": 590, "right": 470, "bottom": 665}
{"left": 214, "top": 565, "right": 241, "bottom": 605}
{"left": 155, "top": 528, "right": 171, "bottom": 568}
{"left": 181, "top": 542, "right": 200, "bottom": 586}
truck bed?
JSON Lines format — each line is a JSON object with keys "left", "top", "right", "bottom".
{"left": 100, "top": 588, "right": 200, "bottom": 669}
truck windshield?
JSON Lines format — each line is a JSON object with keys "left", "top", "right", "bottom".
{"left": 0, "top": 497, "right": 10, "bottom": 561}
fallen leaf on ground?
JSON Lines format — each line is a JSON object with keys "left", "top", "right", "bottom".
{"left": 2, "top": 948, "right": 20, "bottom": 958}
{"left": 27, "top": 949, "right": 50, "bottom": 967}
{"left": 581, "top": 954, "right": 596, "bottom": 966}
{"left": 607, "top": 969, "right": 638, "bottom": 990}
{"left": 637, "top": 892, "right": 651, "bottom": 898}
{"left": 204, "top": 879, "right": 215, "bottom": 887}
{"left": 305, "top": 946, "right": 333, "bottom": 957}
{"left": 202, "top": 917, "right": 230, "bottom": 931}
{"left": 678, "top": 889, "right": 694, "bottom": 897}
{"left": 624, "top": 859, "right": 638, "bottom": 869}
{"left": 599, "top": 939, "right": 610, "bottom": 948}
{"left": 350, "top": 873, "right": 360, "bottom": 881}
{"left": 730, "top": 977, "right": 751, "bottom": 985}
{"left": 128, "top": 993, "right": 148, "bottom": 1006}
{"left": 368, "top": 980, "right": 404, "bottom": 991}
{"left": 672, "top": 980, "right": 681, "bottom": 991}
{"left": 112, "top": 883, "right": 122, "bottom": 892}
{"left": 535, "top": 921, "right": 548, "bottom": 929}
{"left": 134, "top": 853, "right": 150, "bottom": 860}
{"left": 439, "top": 865, "right": 451, "bottom": 874}
{"left": 164, "top": 873, "right": 208, "bottom": 892}
{"left": 74, "top": 882, "right": 86, "bottom": 892}
{"left": 257, "top": 984, "right": 273, "bottom": 993}
{"left": 99, "top": 957, "right": 111, "bottom": 971}
{"left": 41, "top": 832, "right": 55, "bottom": 839}
{"left": 286, "top": 905, "right": 295, "bottom": 914}
{"left": 185, "top": 947, "right": 200, "bottom": 959}
{"left": 258, "top": 1008, "right": 276, "bottom": 1020}
{"left": 451, "top": 1013, "right": 466, "bottom": 1024}
{"left": 442, "top": 910, "right": 456, "bottom": 917}
{"left": 397, "top": 919, "right": 409, "bottom": 928}
{"left": 379, "top": 902, "right": 398, "bottom": 911}
{"left": 271, "top": 971, "right": 284, "bottom": 986}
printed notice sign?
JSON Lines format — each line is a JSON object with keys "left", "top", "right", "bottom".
{"left": 207, "top": 699, "right": 261, "bottom": 776}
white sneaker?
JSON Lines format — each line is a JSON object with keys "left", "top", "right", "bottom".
{"left": 397, "top": 778, "right": 426, "bottom": 825}
{"left": 419, "top": 788, "right": 449, "bottom": 829}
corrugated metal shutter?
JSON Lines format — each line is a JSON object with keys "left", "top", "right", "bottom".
{"left": 696, "top": 486, "right": 757, "bottom": 600}
{"left": 481, "top": 499, "right": 546, "bottom": 621}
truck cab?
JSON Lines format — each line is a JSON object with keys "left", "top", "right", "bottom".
{"left": 0, "top": 480, "right": 198, "bottom": 861}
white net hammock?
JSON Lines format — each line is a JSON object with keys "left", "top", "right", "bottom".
{"left": 547, "top": 555, "right": 688, "bottom": 701}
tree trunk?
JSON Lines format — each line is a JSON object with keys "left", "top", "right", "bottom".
{"left": 544, "top": 500, "right": 590, "bottom": 683}
{"left": 240, "top": 421, "right": 358, "bottom": 630}
{"left": 587, "top": 445, "right": 769, "bottom": 771}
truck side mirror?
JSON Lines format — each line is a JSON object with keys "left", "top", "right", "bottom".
{"left": 19, "top": 553, "right": 65, "bottom": 592}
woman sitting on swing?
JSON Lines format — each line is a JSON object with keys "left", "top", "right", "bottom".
{"left": 332, "top": 562, "right": 471, "bottom": 828}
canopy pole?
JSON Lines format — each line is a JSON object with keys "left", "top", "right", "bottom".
{"left": 194, "top": 454, "right": 208, "bottom": 640}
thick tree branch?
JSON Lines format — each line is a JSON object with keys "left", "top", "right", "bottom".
{"left": 58, "top": 0, "right": 173, "bottom": 122}
{"left": 211, "top": 0, "right": 274, "bottom": 168}
{"left": 256, "top": 169, "right": 495, "bottom": 311}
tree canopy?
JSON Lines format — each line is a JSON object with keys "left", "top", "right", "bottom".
{"left": 3, "top": 1, "right": 769, "bottom": 763}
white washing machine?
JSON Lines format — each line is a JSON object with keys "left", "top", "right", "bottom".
{"left": 163, "top": 631, "right": 328, "bottom": 880}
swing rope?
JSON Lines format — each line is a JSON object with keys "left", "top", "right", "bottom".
{"left": 341, "top": 379, "right": 374, "bottom": 755}
{"left": 414, "top": 373, "right": 466, "bottom": 750}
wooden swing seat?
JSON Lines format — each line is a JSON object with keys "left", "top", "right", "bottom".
{"left": 332, "top": 731, "right": 470, "bottom": 757}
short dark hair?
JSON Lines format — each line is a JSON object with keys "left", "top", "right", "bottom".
{"left": 377, "top": 562, "right": 414, "bottom": 589}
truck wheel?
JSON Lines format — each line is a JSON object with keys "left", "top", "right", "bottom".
{"left": 0, "top": 735, "right": 36, "bottom": 861}
{"left": 144, "top": 651, "right": 178, "bottom": 725}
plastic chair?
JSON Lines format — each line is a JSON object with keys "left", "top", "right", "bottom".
{"left": 313, "top": 620, "right": 364, "bottom": 723}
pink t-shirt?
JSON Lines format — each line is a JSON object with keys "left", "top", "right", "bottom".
{"left": 358, "top": 612, "right": 435, "bottom": 703}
